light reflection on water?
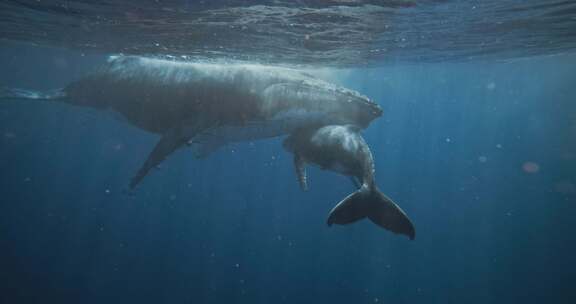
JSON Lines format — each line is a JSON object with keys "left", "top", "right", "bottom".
{"left": 0, "top": 0, "right": 575, "bottom": 66}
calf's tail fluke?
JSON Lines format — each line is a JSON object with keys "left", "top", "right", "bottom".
{"left": 327, "top": 184, "right": 415, "bottom": 240}
{"left": 0, "top": 87, "right": 65, "bottom": 101}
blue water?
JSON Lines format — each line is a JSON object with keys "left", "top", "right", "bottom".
{"left": 1, "top": 38, "right": 576, "bottom": 304}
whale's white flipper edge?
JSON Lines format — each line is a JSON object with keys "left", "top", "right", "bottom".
{"left": 293, "top": 154, "right": 308, "bottom": 191}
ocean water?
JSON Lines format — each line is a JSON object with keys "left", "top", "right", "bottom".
{"left": 1, "top": 1, "right": 576, "bottom": 303}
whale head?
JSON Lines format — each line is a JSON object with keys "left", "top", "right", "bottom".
{"left": 262, "top": 80, "right": 382, "bottom": 129}
{"left": 331, "top": 87, "right": 382, "bottom": 128}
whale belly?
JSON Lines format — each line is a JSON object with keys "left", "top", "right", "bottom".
{"left": 189, "top": 109, "right": 331, "bottom": 157}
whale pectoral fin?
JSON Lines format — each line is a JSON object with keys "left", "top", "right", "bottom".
{"left": 130, "top": 127, "right": 188, "bottom": 189}
{"left": 294, "top": 154, "right": 308, "bottom": 191}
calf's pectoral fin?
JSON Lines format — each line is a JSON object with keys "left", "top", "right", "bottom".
{"left": 130, "top": 127, "right": 189, "bottom": 189}
{"left": 294, "top": 154, "right": 308, "bottom": 191}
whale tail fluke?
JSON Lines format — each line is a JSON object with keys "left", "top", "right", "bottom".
{"left": 0, "top": 87, "right": 65, "bottom": 101}
{"left": 327, "top": 184, "right": 415, "bottom": 240}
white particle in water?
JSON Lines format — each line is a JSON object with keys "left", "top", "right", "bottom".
{"left": 478, "top": 156, "right": 488, "bottom": 163}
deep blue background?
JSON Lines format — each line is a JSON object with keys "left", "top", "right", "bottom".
{"left": 1, "top": 44, "right": 575, "bottom": 303}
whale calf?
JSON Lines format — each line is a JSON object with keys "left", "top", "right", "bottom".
{"left": 283, "top": 125, "right": 415, "bottom": 239}
{"left": 2, "top": 56, "right": 382, "bottom": 188}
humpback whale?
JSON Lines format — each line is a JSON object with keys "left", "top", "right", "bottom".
{"left": 283, "top": 125, "right": 415, "bottom": 239}
{"left": 1, "top": 56, "right": 382, "bottom": 188}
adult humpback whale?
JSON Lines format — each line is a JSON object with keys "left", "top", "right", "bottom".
{"left": 283, "top": 125, "right": 415, "bottom": 239}
{"left": 1, "top": 56, "right": 383, "bottom": 187}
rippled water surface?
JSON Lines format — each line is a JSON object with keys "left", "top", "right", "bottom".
{"left": 1, "top": 0, "right": 576, "bottom": 66}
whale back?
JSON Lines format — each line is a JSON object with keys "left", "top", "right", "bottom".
{"left": 63, "top": 56, "right": 381, "bottom": 135}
